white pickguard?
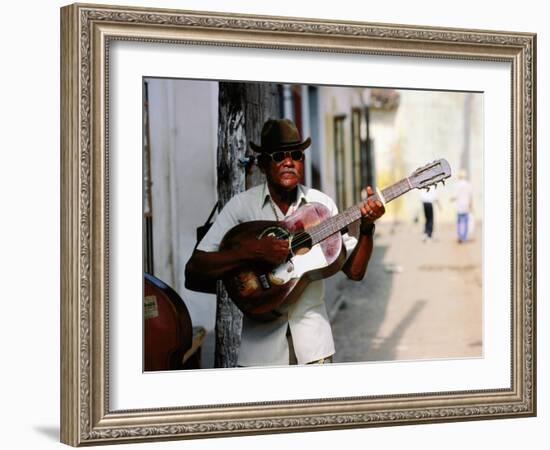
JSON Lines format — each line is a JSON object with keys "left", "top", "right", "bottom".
{"left": 269, "top": 244, "right": 329, "bottom": 285}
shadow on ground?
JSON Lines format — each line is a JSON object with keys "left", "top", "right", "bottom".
{"left": 328, "top": 241, "right": 407, "bottom": 363}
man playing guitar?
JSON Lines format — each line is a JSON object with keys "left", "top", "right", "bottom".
{"left": 185, "top": 118, "right": 385, "bottom": 366}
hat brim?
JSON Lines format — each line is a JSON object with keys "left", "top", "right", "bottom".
{"left": 250, "top": 137, "right": 311, "bottom": 153}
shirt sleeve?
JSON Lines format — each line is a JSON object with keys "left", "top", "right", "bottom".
{"left": 196, "top": 195, "right": 242, "bottom": 252}
{"left": 342, "top": 232, "right": 358, "bottom": 258}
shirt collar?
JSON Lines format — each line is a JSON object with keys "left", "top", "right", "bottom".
{"left": 260, "top": 181, "right": 307, "bottom": 210}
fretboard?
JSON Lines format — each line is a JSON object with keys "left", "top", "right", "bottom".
{"left": 309, "top": 177, "right": 413, "bottom": 245}
{"left": 381, "top": 178, "right": 414, "bottom": 203}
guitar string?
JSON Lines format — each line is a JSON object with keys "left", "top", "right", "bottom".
{"left": 287, "top": 178, "right": 413, "bottom": 248}
{"left": 267, "top": 195, "right": 323, "bottom": 250}
{"left": 306, "top": 207, "right": 361, "bottom": 243}
{"left": 289, "top": 204, "right": 363, "bottom": 248}
{"left": 291, "top": 171, "right": 445, "bottom": 246}
{"left": 268, "top": 195, "right": 320, "bottom": 248}
{"left": 290, "top": 188, "right": 386, "bottom": 247}
{"left": 290, "top": 181, "right": 396, "bottom": 247}
{"left": 288, "top": 196, "right": 378, "bottom": 249}
{"left": 267, "top": 195, "right": 326, "bottom": 248}
{"left": 275, "top": 177, "right": 419, "bottom": 249}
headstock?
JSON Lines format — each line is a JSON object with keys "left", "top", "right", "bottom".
{"left": 409, "top": 159, "right": 452, "bottom": 191}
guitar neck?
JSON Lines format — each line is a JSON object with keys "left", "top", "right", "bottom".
{"left": 309, "top": 177, "right": 414, "bottom": 245}
{"left": 380, "top": 177, "right": 415, "bottom": 203}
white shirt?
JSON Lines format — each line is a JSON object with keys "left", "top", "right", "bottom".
{"left": 454, "top": 179, "right": 473, "bottom": 214}
{"left": 419, "top": 188, "right": 436, "bottom": 203}
{"left": 197, "top": 182, "right": 357, "bottom": 366}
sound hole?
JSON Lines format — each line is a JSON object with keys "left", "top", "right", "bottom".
{"left": 259, "top": 226, "right": 290, "bottom": 241}
{"left": 290, "top": 232, "right": 312, "bottom": 256}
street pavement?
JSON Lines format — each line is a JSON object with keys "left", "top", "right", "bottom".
{"left": 328, "top": 219, "right": 482, "bottom": 364}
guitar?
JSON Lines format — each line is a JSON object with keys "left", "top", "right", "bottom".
{"left": 220, "top": 159, "right": 452, "bottom": 321}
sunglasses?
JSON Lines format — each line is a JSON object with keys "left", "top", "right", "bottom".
{"left": 264, "top": 150, "right": 305, "bottom": 163}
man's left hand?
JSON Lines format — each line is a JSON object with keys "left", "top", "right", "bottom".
{"left": 359, "top": 186, "right": 385, "bottom": 225}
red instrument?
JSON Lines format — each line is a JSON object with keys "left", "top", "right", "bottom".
{"left": 220, "top": 159, "right": 452, "bottom": 321}
{"left": 144, "top": 273, "right": 193, "bottom": 371}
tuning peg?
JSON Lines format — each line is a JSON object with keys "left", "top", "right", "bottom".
{"left": 442, "top": 180, "right": 446, "bottom": 186}
{"left": 425, "top": 187, "right": 430, "bottom": 192}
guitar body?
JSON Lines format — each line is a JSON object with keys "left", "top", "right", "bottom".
{"left": 220, "top": 202, "right": 345, "bottom": 321}
{"left": 144, "top": 273, "right": 193, "bottom": 371}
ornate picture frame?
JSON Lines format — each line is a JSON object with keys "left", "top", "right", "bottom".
{"left": 60, "top": 3, "right": 536, "bottom": 446}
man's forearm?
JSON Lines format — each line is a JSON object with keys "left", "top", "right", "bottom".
{"left": 185, "top": 248, "right": 250, "bottom": 293}
{"left": 185, "top": 249, "right": 247, "bottom": 282}
{"left": 342, "top": 185, "right": 384, "bottom": 281}
{"left": 342, "top": 232, "right": 374, "bottom": 281}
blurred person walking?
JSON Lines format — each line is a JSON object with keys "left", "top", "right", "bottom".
{"left": 453, "top": 169, "right": 473, "bottom": 243}
{"left": 420, "top": 189, "right": 437, "bottom": 242}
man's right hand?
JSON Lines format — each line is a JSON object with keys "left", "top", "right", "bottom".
{"left": 185, "top": 234, "right": 289, "bottom": 293}
{"left": 238, "top": 235, "right": 289, "bottom": 267}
